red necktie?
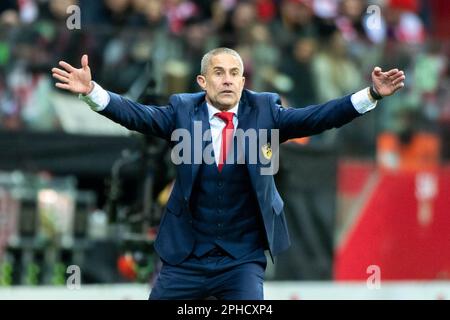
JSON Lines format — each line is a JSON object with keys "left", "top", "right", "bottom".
{"left": 215, "top": 112, "right": 235, "bottom": 172}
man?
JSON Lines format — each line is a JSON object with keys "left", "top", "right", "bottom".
{"left": 52, "top": 47, "right": 405, "bottom": 299}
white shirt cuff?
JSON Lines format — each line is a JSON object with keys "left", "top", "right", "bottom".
{"left": 78, "top": 81, "right": 110, "bottom": 112}
{"left": 351, "top": 87, "right": 377, "bottom": 114}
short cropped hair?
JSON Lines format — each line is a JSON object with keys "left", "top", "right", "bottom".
{"left": 200, "top": 47, "right": 244, "bottom": 76}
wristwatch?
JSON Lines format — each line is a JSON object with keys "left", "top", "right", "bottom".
{"left": 369, "top": 85, "right": 383, "bottom": 101}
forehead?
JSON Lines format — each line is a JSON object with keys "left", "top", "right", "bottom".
{"left": 208, "top": 53, "right": 241, "bottom": 71}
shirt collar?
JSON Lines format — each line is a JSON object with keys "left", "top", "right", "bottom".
{"left": 206, "top": 101, "right": 239, "bottom": 121}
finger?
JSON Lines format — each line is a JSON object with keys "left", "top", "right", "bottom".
{"left": 392, "top": 75, "right": 406, "bottom": 86}
{"left": 52, "top": 73, "right": 69, "bottom": 83}
{"left": 52, "top": 68, "right": 70, "bottom": 78}
{"left": 81, "top": 54, "right": 88, "bottom": 70}
{"left": 385, "top": 68, "right": 399, "bottom": 77}
{"left": 390, "top": 71, "right": 404, "bottom": 81}
{"left": 55, "top": 83, "right": 71, "bottom": 90}
{"left": 394, "top": 82, "right": 405, "bottom": 91}
{"left": 59, "top": 61, "right": 76, "bottom": 72}
{"left": 373, "top": 66, "right": 382, "bottom": 76}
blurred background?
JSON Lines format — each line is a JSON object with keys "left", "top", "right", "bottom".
{"left": 0, "top": 0, "right": 449, "bottom": 299}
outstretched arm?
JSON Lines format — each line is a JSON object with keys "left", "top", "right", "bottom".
{"left": 51, "top": 55, "right": 175, "bottom": 140}
{"left": 275, "top": 66, "right": 406, "bottom": 142}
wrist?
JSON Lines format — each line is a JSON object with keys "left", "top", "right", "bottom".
{"left": 367, "top": 87, "right": 375, "bottom": 103}
{"left": 85, "top": 81, "right": 94, "bottom": 95}
{"left": 369, "top": 85, "right": 383, "bottom": 101}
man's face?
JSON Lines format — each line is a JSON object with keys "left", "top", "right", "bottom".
{"left": 197, "top": 53, "right": 245, "bottom": 111}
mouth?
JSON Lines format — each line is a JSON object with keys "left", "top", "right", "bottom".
{"left": 220, "top": 90, "right": 234, "bottom": 95}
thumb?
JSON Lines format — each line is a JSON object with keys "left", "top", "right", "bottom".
{"left": 373, "top": 66, "right": 382, "bottom": 76}
{"left": 81, "top": 54, "right": 89, "bottom": 70}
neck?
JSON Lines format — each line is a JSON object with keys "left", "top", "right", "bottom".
{"left": 206, "top": 97, "right": 233, "bottom": 112}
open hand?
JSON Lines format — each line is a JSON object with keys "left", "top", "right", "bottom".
{"left": 52, "top": 54, "right": 93, "bottom": 95}
{"left": 371, "top": 67, "right": 406, "bottom": 97}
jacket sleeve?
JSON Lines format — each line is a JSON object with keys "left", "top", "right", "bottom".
{"left": 98, "top": 91, "right": 177, "bottom": 141}
{"left": 271, "top": 94, "right": 362, "bottom": 143}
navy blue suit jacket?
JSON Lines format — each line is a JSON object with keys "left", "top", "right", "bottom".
{"left": 99, "top": 89, "right": 361, "bottom": 265}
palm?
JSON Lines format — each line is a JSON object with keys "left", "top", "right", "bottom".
{"left": 67, "top": 68, "right": 91, "bottom": 93}
{"left": 52, "top": 55, "right": 92, "bottom": 95}
{"left": 371, "top": 67, "right": 405, "bottom": 97}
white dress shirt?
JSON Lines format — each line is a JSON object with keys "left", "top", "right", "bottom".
{"left": 206, "top": 102, "right": 239, "bottom": 166}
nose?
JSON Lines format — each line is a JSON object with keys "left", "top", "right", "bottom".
{"left": 223, "top": 73, "right": 233, "bottom": 85}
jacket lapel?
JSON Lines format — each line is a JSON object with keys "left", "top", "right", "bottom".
{"left": 189, "top": 100, "right": 210, "bottom": 196}
{"left": 236, "top": 92, "right": 260, "bottom": 193}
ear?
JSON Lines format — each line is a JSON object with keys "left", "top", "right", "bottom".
{"left": 196, "top": 75, "right": 206, "bottom": 91}
{"left": 241, "top": 76, "right": 245, "bottom": 87}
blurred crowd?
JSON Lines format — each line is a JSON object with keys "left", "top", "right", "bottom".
{"left": 0, "top": 0, "right": 449, "bottom": 157}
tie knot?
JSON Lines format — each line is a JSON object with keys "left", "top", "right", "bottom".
{"left": 215, "top": 111, "right": 234, "bottom": 124}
